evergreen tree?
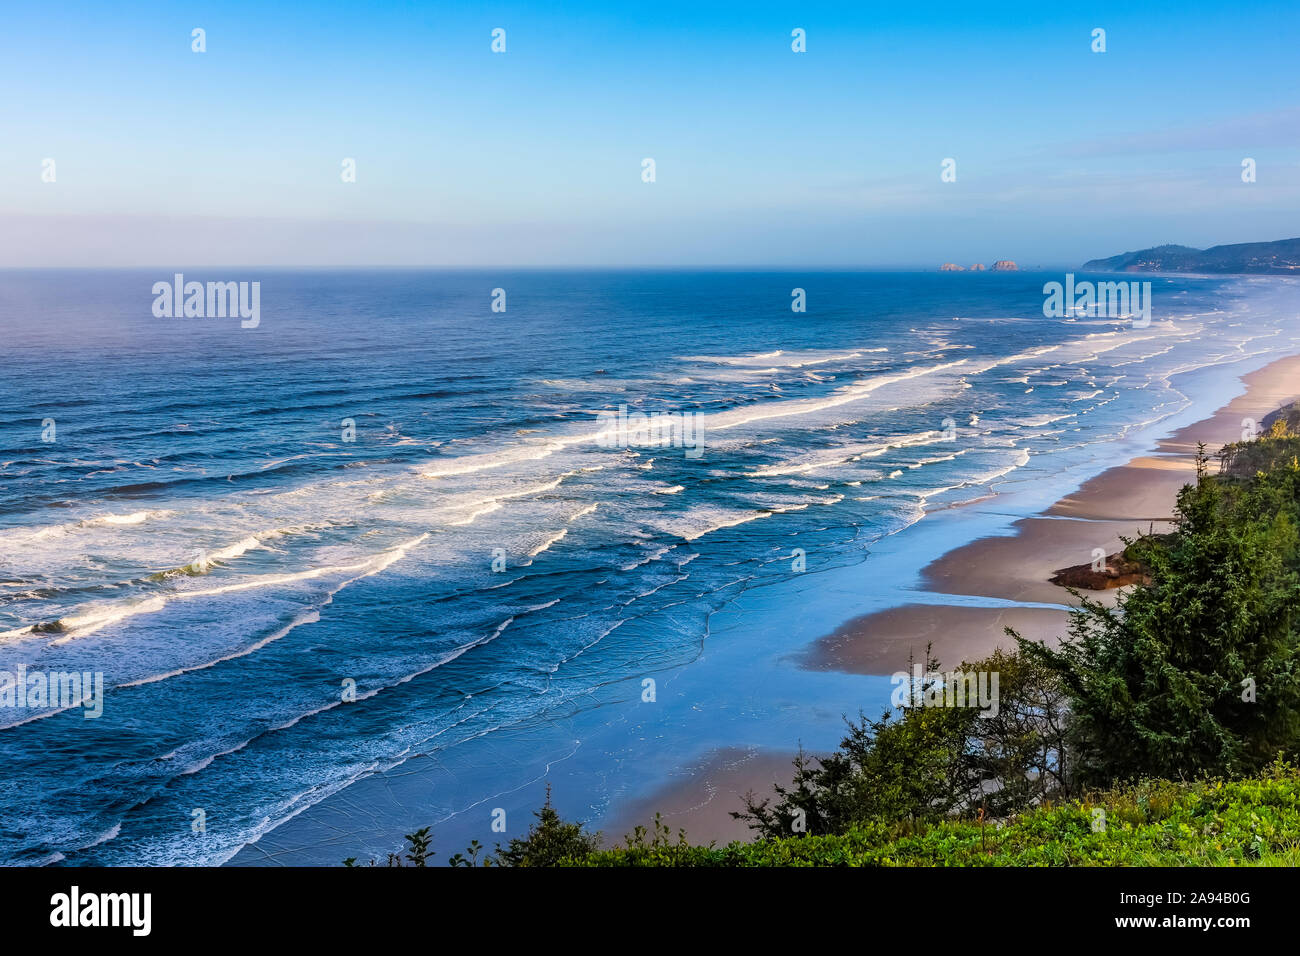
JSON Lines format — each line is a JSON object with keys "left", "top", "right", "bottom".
{"left": 1019, "top": 452, "right": 1300, "bottom": 783}
{"left": 491, "top": 784, "right": 602, "bottom": 866}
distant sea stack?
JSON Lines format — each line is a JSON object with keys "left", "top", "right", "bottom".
{"left": 1083, "top": 237, "right": 1300, "bottom": 274}
{"left": 941, "top": 261, "right": 1009, "bottom": 271}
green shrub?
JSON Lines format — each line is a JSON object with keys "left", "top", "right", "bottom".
{"left": 569, "top": 762, "right": 1300, "bottom": 866}
{"left": 1019, "top": 451, "right": 1300, "bottom": 784}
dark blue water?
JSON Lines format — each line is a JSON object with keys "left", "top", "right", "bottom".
{"left": 0, "top": 269, "right": 1295, "bottom": 864}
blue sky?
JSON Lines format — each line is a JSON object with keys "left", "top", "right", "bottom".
{"left": 2, "top": 0, "right": 1297, "bottom": 266}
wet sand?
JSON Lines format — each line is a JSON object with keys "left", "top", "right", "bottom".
{"left": 803, "top": 602, "right": 1069, "bottom": 676}
{"left": 807, "top": 351, "right": 1300, "bottom": 676}
{"left": 613, "top": 353, "right": 1300, "bottom": 842}
{"left": 603, "top": 748, "right": 804, "bottom": 847}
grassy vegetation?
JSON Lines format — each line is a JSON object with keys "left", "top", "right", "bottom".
{"left": 569, "top": 763, "right": 1300, "bottom": 866}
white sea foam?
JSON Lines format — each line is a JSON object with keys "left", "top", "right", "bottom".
{"left": 749, "top": 431, "right": 942, "bottom": 477}
{"left": 710, "top": 361, "right": 967, "bottom": 432}
{"left": 2, "top": 535, "right": 430, "bottom": 645}
{"left": 525, "top": 528, "right": 568, "bottom": 559}
{"left": 0, "top": 509, "right": 176, "bottom": 544}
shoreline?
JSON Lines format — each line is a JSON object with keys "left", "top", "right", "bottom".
{"left": 221, "top": 280, "right": 1300, "bottom": 864}
{"left": 606, "top": 350, "right": 1300, "bottom": 846}
{"left": 804, "top": 350, "right": 1300, "bottom": 678}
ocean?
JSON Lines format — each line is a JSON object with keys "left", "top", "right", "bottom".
{"left": 0, "top": 269, "right": 1296, "bottom": 865}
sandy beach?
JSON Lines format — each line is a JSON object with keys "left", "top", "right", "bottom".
{"left": 608, "top": 351, "right": 1300, "bottom": 846}
{"left": 599, "top": 748, "right": 804, "bottom": 847}
{"left": 808, "top": 350, "right": 1300, "bottom": 677}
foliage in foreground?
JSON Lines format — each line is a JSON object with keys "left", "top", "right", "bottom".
{"left": 1020, "top": 449, "right": 1300, "bottom": 784}
{"left": 345, "top": 784, "right": 596, "bottom": 867}
{"left": 1218, "top": 406, "right": 1300, "bottom": 477}
{"left": 735, "top": 647, "right": 1070, "bottom": 839}
{"left": 568, "top": 763, "right": 1300, "bottom": 866}
{"left": 491, "top": 784, "right": 602, "bottom": 867}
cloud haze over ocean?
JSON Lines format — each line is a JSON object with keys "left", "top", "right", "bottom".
{"left": 2, "top": 0, "right": 1298, "bottom": 265}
